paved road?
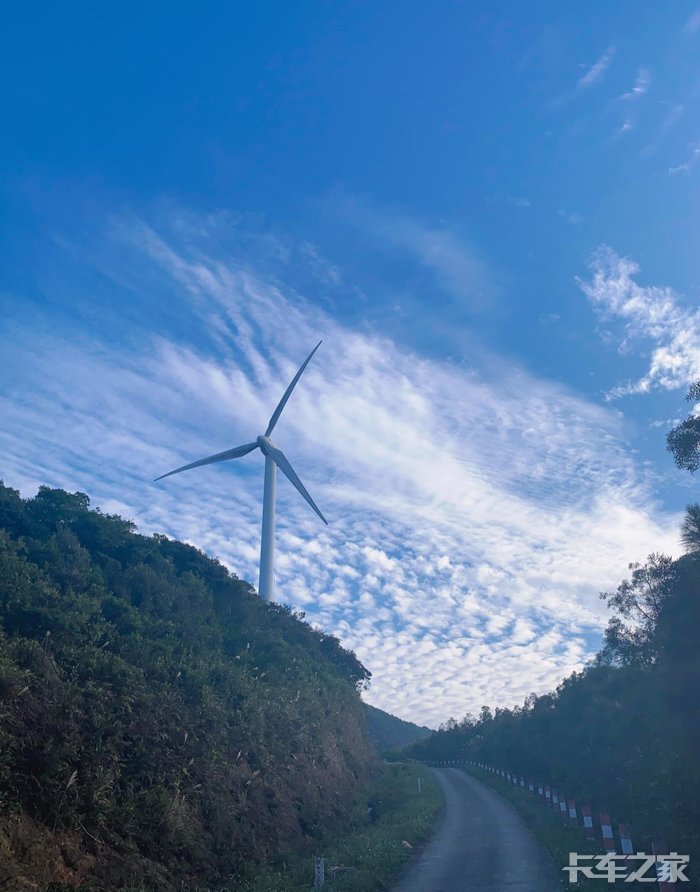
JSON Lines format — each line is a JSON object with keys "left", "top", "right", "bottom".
{"left": 392, "top": 767, "right": 560, "bottom": 892}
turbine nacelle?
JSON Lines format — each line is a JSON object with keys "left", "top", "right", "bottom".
{"left": 256, "top": 434, "right": 273, "bottom": 454}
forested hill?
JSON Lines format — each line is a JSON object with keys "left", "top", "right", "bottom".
{"left": 401, "top": 534, "right": 700, "bottom": 880}
{"left": 0, "top": 482, "right": 375, "bottom": 890}
{"left": 364, "top": 703, "right": 433, "bottom": 753}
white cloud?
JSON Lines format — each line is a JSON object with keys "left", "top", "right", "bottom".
{"left": 578, "top": 246, "right": 700, "bottom": 396}
{"left": 558, "top": 210, "right": 583, "bottom": 225}
{"left": 641, "top": 105, "right": 683, "bottom": 157}
{"left": 669, "top": 146, "right": 700, "bottom": 175}
{"left": 620, "top": 68, "right": 650, "bottom": 101}
{"left": 332, "top": 193, "right": 496, "bottom": 311}
{"left": 611, "top": 69, "right": 650, "bottom": 137}
{"left": 0, "top": 216, "right": 681, "bottom": 727}
{"left": 577, "top": 46, "right": 616, "bottom": 88}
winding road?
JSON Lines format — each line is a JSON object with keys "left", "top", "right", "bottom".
{"left": 392, "top": 767, "right": 561, "bottom": 892}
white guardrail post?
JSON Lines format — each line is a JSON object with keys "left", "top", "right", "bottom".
{"left": 314, "top": 856, "right": 325, "bottom": 889}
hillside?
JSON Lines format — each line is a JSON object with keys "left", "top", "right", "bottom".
{"left": 0, "top": 482, "right": 376, "bottom": 890}
{"left": 364, "top": 703, "right": 432, "bottom": 753}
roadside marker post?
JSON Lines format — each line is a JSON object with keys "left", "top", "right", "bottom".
{"left": 582, "top": 805, "right": 594, "bottom": 840}
{"left": 600, "top": 813, "right": 615, "bottom": 852}
{"left": 314, "top": 856, "right": 325, "bottom": 889}
{"left": 568, "top": 800, "right": 577, "bottom": 826}
{"left": 559, "top": 797, "right": 567, "bottom": 819}
{"left": 619, "top": 823, "right": 633, "bottom": 855}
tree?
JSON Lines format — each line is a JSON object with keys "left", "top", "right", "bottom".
{"left": 0, "top": 481, "right": 375, "bottom": 888}
{"left": 666, "top": 381, "right": 700, "bottom": 473}
{"left": 599, "top": 553, "right": 676, "bottom": 667}
{"left": 680, "top": 503, "right": 700, "bottom": 554}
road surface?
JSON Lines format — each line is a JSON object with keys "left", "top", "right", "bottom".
{"left": 392, "top": 767, "right": 560, "bottom": 892}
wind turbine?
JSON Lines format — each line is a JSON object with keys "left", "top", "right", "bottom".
{"left": 155, "top": 342, "right": 327, "bottom": 600}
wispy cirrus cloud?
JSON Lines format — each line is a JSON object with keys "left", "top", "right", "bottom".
{"left": 641, "top": 104, "right": 684, "bottom": 157}
{"left": 577, "top": 46, "right": 616, "bottom": 88}
{"left": 620, "top": 68, "right": 651, "bottom": 101}
{"left": 578, "top": 246, "right": 700, "bottom": 397}
{"left": 550, "top": 44, "right": 616, "bottom": 110}
{"left": 558, "top": 209, "right": 583, "bottom": 225}
{"left": 332, "top": 193, "right": 496, "bottom": 312}
{"left": 669, "top": 145, "right": 700, "bottom": 174}
{"left": 612, "top": 68, "right": 651, "bottom": 136}
{"left": 0, "top": 213, "right": 680, "bottom": 726}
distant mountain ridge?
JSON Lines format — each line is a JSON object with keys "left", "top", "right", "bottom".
{"left": 365, "top": 702, "right": 433, "bottom": 753}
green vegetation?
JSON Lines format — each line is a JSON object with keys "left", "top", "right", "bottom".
{"left": 403, "top": 505, "right": 700, "bottom": 888}
{"left": 239, "top": 762, "right": 442, "bottom": 892}
{"left": 364, "top": 704, "right": 432, "bottom": 755}
{"left": 666, "top": 380, "right": 700, "bottom": 473}
{"left": 0, "top": 482, "right": 377, "bottom": 889}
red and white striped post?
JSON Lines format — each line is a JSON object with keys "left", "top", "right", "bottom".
{"left": 618, "top": 823, "right": 633, "bottom": 856}
{"left": 581, "top": 805, "right": 594, "bottom": 840}
{"left": 568, "top": 800, "right": 577, "bottom": 826}
{"left": 600, "top": 812, "right": 615, "bottom": 852}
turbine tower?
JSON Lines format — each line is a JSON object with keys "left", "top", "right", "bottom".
{"left": 155, "top": 342, "right": 327, "bottom": 600}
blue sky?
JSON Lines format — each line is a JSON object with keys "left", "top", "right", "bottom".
{"left": 2, "top": 2, "right": 700, "bottom": 726}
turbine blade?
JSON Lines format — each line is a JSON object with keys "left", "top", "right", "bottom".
{"left": 265, "top": 443, "right": 328, "bottom": 525}
{"left": 155, "top": 442, "right": 258, "bottom": 481}
{"left": 265, "top": 341, "right": 322, "bottom": 437}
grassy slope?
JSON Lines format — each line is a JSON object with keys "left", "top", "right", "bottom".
{"left": 0, "top": 483, "right": 375, "bottom": 890}
{"left": 239, "top": 763, "right": 443, "bottom": 892}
